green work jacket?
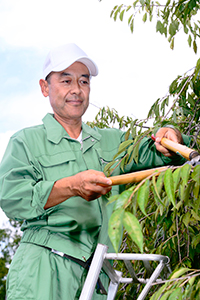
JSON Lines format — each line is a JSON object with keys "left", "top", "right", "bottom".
{"left": 0, "top": 113, "right": 190, "bottom": 260}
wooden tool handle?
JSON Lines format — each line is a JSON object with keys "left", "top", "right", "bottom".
{"left": 108, "top": 138, "right": 199, "bottom": 186}
{"left": 109, "top": 166, "right": 168, "bottom": 186}
{"left": 161, "top": 138, "right": 199, "bottom": 160}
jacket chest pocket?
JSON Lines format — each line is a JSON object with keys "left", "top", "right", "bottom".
{"left": 95, "top": 148, "right": 125, "bottom": 176}
{"left": 38, "top": 152, "right": 78, "bottom": 181}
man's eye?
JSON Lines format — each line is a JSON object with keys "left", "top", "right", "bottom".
{"left": 81, "top": 80, "right": 89, "bottom": 85}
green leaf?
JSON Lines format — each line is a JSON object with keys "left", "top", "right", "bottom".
{"left": 119, "top": 9, "right": 125, "bottom": 21}
{"left": 194, "top": 58, "right": 200, "bottom": 81}
{"left": 169, "top": 22, "right": 177, "bottom": 37}
{"left": 179, "top": 181, "right": 193, "bottom": 203}
{"left": 108, "top": 208, "right": 124, "bottom": 253}
{"left": 172, "top": 110, "right": 177, "bottom": 123}
{"left": 193, "top": 79, "right": 200, "bottom": 97}
{"left": 188, "top": 34, "right": 192, "bottom": 47}
{"left": 126, "top": 5, "right": 132, "bottom": 12}
{"left": 149, "top": 281, "right": 167, "bottom": 300}
{"left": 113, "top": 140, "right": 133, "bottom": 159}
{"left": 168, "top": 287, "right": 182, "bottom": 300}
{"left": 189, "top": 0, "right": 196, "bottom": 10}
{"left": 169, "top": 78, "right": 178, "bottom": 94}
{"left": 193, "top": 182, "right": 200, "bottom": 200}
{"left": 164, "top": 168, "right": 176, "bottom": 207}
{"left": 171, "top": 268, "right": 189, "bottom": 279}
{"left": 192, "top": 165, "right": 200, "bottom": 184}
{"left": 143, "top": 12, "right": 147, "bottom": 22}
{"left": 156, "top": 171, "right": 165, "bottom": 195}
{"left": 180, "top": 164, "right": 191, "bottom": 187}
{"left": 151, "top": 175, "right": 164, "bottom": 206}
{"left": 158, "top": 290, "right": 172, "bottom": 300}
{"left": 110, "top": 5, "right": 118, "bottom": 18}
{"left": 191, "top": 209, "right": 200, "bottom": 222}
{"left": 104, "top": 161, "right": 116, "bottom": 176}
{"left": 107, "top": 194, "right": 119, "bottom": 204}
{"left": 113, "top": 190, "right": 132, "bottom": 211}
{"left": 131, "top": 141, "right": 140, "bottom": 164}
{"left": 170, "top": 37, "right": 174, "bottom": 50}
{"left": 133, "top": 0, "right": 138, "bottom": 8}
{"left": 160, "top": 96, "right": 169, "bottom": 114}
{"left": 148, "top": 101, "right": 160, "bottom": 118}
{"left": 137, "top": 179, "right": 149, "bottom": 215}
{"left": 173, "top": 167, "right": 181, "bottom": 191}
{"left": 126, "top": 143, "right": 133, "bottom": 159}
{"left": 187, "top": 93, "right": 195, "bottom": 106}
{"left": 192, "top": 165, "right": 200, "bottom": 199}
{"left": 120, "top": 155, "right": 127, "bottom": 172}
{"left": 128, "top": 14, "right": 133, "bottom": 25}
{"left": 182, "top": 211, "right": 191, "bottom": 227}
{"left": 191, "top": 233, "right": 200, "bottom": 248}
{"left": 196, "top": 57, "right": 200, "bottom": 69}
{"left": 125, "top": 128, "right": 131, "bottom": 141}
{"left": 123, "top": 212, "right": 143, "bottom": 253}
{"left": 193, "top": 40, "right": 197, "bottom": 53}
{"left": 114, "top": 11, "right": 118, "bottom": 22}
{"left": 188, "top": 275, "right": 196, "bottom": 287}
{"left": 156, "top": 20, "right": 164, "bottom": 34}
{"left": 184, "top": 25, "right": 189, "bottom": 34}
{"left": 130, "top": 19, "right": 134, "bottom": 33}
{"left": 124, "top": 145, "right": 134, "bottom": 166}
{"left": 154, "top": 102, "right": 160, "bottom": 118}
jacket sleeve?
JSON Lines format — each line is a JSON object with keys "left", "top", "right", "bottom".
{"left": 131, "top": 133, "right": 191, "bottom": 172}
{"left": 0, "top": 135, "right": 55, "bottom": 221}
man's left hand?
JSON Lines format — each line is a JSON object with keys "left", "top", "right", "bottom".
{"left": 154, "top": 127, "right": 183, "bottom": 157}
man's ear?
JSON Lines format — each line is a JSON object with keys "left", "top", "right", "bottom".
{"left": 39, "top": 79, "right": 49, "bottom": 97}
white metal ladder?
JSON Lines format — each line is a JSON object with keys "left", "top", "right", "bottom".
{"left": 79, "top": 243, "right": 171, "bottom": 300}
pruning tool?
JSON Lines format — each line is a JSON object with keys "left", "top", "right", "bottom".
{"left": 108, "top": 136, "right": 200, "bottom": 186}
{"left": 160, "top": 137, "right": 200, "bottom": 167}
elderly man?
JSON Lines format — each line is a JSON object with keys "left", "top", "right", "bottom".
{"left": 0, "top": 43, "right": 189, "bottom": 300}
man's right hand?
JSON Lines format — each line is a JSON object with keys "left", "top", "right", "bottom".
{"left": 73, "top": 170, "right": 112, "bottom": 201}
{"left": 44, "top": 170, "right": 112, "bottom": 209}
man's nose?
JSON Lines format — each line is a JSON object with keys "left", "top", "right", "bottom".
{"left": 70, "top": 81, "right": 81, "bottom": 94}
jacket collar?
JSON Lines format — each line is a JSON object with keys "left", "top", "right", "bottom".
{"left": 42, "top": 113, "right": 101, "bottom": 144}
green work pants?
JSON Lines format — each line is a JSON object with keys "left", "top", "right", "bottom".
{"left": 6, "top": 242, "right": 108, "bottom": 300}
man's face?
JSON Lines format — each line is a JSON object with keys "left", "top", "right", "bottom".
{"left": 43, "top": 62, "right": 90, "bottom": 123}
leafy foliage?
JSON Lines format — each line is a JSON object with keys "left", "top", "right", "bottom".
{"left": 87, "top": 51, "right": 200, "bottom": 298}
{"left": 148, "top": 58, "right": 200, "bottom": 150}
{"left": 88, "top": 13, "right": 200, "bottom": 296}
{"left": 0, "top": 220, "right": 22, "bottom": 300}
{"left": 89, "top": 102, "right": 200, "bottom": 298}
{"left": 108, "top": 0, "right": 200, "bottom": 52}
{"left": 0, "top": 229, "right": 10, "bottom": 300}
{"left": 150, "top": 268, "right": 200, "bottom": 299}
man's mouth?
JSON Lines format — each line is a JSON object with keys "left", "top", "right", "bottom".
{"left": 66, "top": 99, "right": 83, "bottom": 104}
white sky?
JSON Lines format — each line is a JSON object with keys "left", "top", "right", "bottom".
{"left": 0, "top": 0, "right": 199, "bottom": 227}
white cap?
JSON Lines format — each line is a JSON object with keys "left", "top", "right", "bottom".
{"left": 43, "top": 43, "right": 98, "bottom": 79}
